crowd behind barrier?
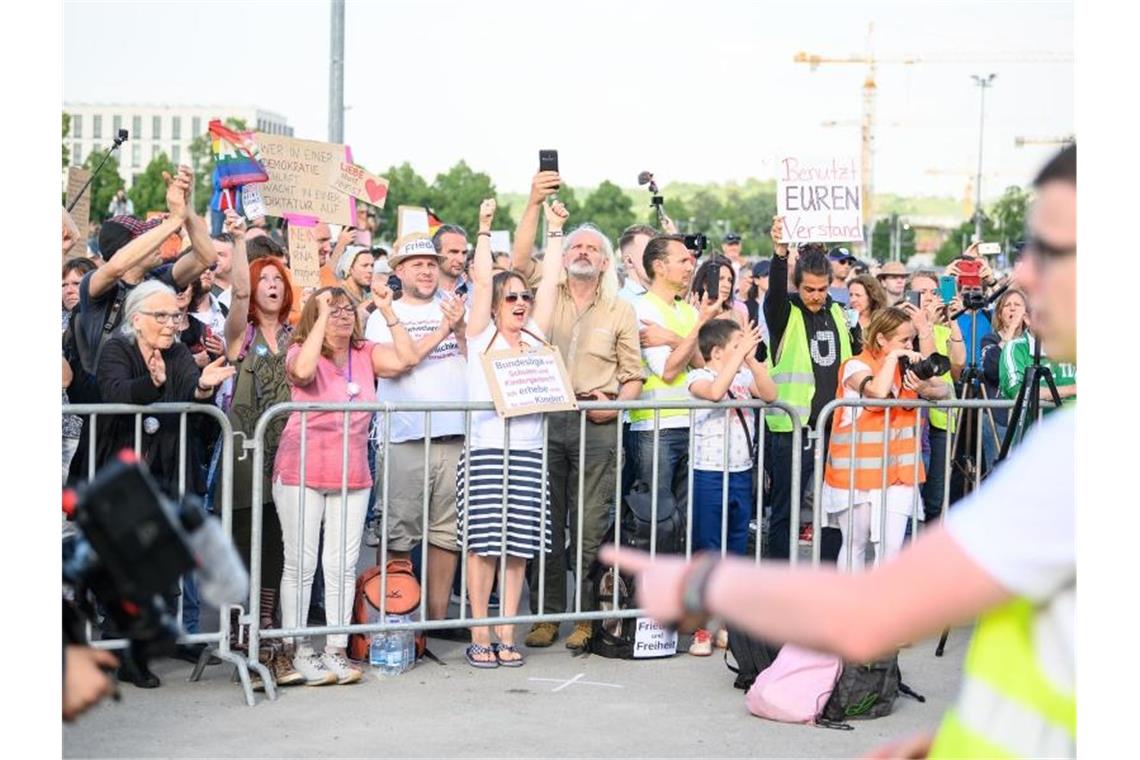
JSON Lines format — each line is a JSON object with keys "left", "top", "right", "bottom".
{"left": 61, "top": 162, "right": 1071, "bottom": 703}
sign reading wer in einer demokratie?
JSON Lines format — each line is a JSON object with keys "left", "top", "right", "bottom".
{"left": 256, "top": 133, "right": 354, "bottom": 226}
{"left": 480, "top": 345, "right": 577, "bottom": 419}
{"left": 776, "top": 155, "right": 863, "bottom": 243}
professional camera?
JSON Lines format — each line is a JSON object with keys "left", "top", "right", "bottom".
{"left": 956, "top": 258, "right": 988, "bottom": 310}
{"left": 684, "top": 233, "right": 708, "bottom": 255}
{"left": 63, "top": 452, "right": 248, "bottom": 667}
{"left": 899, "top": 352, "right": 951, "bottom": 381}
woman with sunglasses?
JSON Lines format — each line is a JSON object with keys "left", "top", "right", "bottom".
{"left": 459, "top": 197, "right": 566, "bottom": 668}
{"left": 272, "top": 282, "right": 414, "bottom": 686}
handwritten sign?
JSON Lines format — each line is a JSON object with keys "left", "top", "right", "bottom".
{"left": 256, "top": 133, "right": 353, "bottom": 226}
{"left": 633, "top": 617, "right": 678, "bottom": 658}
{"left": 241, "top": 184, "right": 268, "bottom": 220}
{"left": 777, "top": 155, "right": 863, "bottom": 243}
{"left": 480, "top": 345, "right": 577, "bottom": 418}
{"left": 331, "top": 162, "right": 389, "bottom": 208}
{"left": 287, "top": 223, "right": 321, "bottom": 289}
{"left": 65, "top": 168, "right": 93, "bottom": 258}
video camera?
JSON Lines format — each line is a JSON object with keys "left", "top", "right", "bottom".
{"left": 684, "top": 233, "right": 708, "bottom": 256}
{"left": 62, "top": 452, "right": 248, "bottom": 667}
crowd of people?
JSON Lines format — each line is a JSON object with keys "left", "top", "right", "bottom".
{"left": 60, "top": 161, "right": 1076, "bottom": 688}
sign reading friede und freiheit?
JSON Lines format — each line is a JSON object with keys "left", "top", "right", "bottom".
{"left": 777, "top": 156, "right": 863, "bottom": 243}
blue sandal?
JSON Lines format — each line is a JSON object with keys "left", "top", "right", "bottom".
{"left": 494, "top": 643, "right": 525, "bottom": 667}
{"left": 465, "top": 643, "right": 499, "bottom": 669}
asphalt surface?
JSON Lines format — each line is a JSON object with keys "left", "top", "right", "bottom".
{"left": 64, "top": 620, "right": 970, "bottom": 758}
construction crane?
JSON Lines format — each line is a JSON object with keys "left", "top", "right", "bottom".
{"left": 794, "top": 24, "right": 1073, "bottom": 245}
{"left": 1014, "top": 135, "right": 1075, "bottom": 148}
{"left": 925, "top": 168, "right": 1011, "bottom": 219}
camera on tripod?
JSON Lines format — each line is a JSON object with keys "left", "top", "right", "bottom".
{"left": 899, "top": 352, "right": 951, "bottom": 381}
{"left": 63, "top": 451, "right": 248, "bottom": 666}
{"left": 956, "top": 258, "right": 988, "bottom": 310}
{"left": 684, "top": 233, "right": 708, "bottom": 255}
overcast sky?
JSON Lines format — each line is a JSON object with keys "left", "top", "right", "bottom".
{"left": 63, "top": 0, "right": 1073, "bottom": 202}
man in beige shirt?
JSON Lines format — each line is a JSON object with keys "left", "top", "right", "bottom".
{"left": 511, "top": 171, "right": 644, "bottom": 652}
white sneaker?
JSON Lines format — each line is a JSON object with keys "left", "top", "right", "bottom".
{"left": 292, "top": 649, "right": 336, "bottom": 686}
{"left": 320, "top": 651, "right": 363, "bottom": 685}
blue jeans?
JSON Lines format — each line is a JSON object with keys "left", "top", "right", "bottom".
{"left": 921, "top": 425, "right": 949, "bottom": 521}
{"left": 181, "top": 572, "right": 200, "bottom": 634}
{"left": 631, "top": 428, "right": 690, "bottom": 527}
{"left": 692, "top": 470, "right": 751, "bottom": 556}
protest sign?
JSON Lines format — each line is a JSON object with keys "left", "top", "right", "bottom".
{"left": 490, "top": 230, "right": 511, "bottom": 254}
{"left": 397, "top": 205, "right": 430, "bottom": 239}
{"left": 241, "top": 185, "right": 268, "bottom": 221}
{"left": 256, "top": 133, "right": 353, "bottom": 226}
{"left": 633, "top": 617, "right": 678, "bottom": 659}
{"left": 480, "top": 345, "right": 577, "bottom": 418}
{"left": 331, "top": 162, "right": 389, "bottom": 208}
{"left": 65, "top": 167, "right": 92, "bottom": 258}
{"left": 776, "top": 155, "right": 863, "bottom": 243}
{"left": 287, "top": 222, "right": 322, "bottom": 289}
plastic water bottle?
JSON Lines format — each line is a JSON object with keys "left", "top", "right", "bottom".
{"left": 401, "top": 626, "right": 416, "bottom": 674}
{"left": 369, "top": 631, "right": 387, "bottom": 672}
{"left": 385, "top": 618, "right": 403, "bottom": 674}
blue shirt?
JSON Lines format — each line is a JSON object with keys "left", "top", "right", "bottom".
{"left": 955, "top": 309, "right": 993, "bottom": 366}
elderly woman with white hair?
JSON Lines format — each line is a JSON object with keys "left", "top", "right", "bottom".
{"left": 93, "top": 280, "right": 235, "bottom": 493}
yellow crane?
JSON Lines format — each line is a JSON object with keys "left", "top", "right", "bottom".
{"left": 794, "top": 24, "right": 1072, "bottom": 240}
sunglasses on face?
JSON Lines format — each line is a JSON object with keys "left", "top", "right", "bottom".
{"left": 503, "top": 291, "right": 534, "bottom": 304}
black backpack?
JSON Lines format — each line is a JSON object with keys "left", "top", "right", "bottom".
{"left": 724, "top": 627, "right": 783, "bottom": 690}
{"left": 620, "top": 486, "right": 685, "bottom": 556}
{"left": 820, "top": 653, "right": 925, "bottom": 723}
{"left": 587, "top": 561, "right": 637, "bottom": 659}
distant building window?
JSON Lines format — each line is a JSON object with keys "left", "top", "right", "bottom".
{"left": 152, "top": 144, "right": 160, "bottom": 162}
{"left": 72, "top": 143, "right": 82, "bottom": 166}
{"left": 93, "top": 115, "right": 102, "bottom": 139}
{"left": 72, "top": 115, "right": 82, "bottom": 138}
{"left": 132, "top": 115, "right": 142, "bottom": 138}
{"left": 192, "top": 117, "right": 201, "bottom": 139}
{"left": 152, "top": 116, "right": 161, "bottom": 139}
{"left": 113, "top": 115, "right": 122, "bottom": 135}
{"left": 171, "top": 145, "right": 180, "bottom": 165}
{"left": 172, "top": 116, "right": 181, "bottom": 140}
{"left": 131, "top": 144, "right": 141, "bottom": 168}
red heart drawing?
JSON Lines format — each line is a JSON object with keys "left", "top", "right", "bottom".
{"left": 365, "top": 180, "right": 387, "bottom": 203}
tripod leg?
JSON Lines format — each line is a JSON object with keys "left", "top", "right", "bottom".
{"left": 935, "top": 627, "right": 949, "bottom": 657}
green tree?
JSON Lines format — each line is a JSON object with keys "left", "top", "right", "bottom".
{"left": 990, "top": 185, "right": 1030, "bottom": 249}
{"left": 128, "top": 154, "right": 176, "bottom": 216}
{"left": 579, "top": 180, "right": 636, "bottom": 245}
{"left": 870, "top": 214, "right": 918, "bottom": 263}
{"left": 372, "top": 162, "right": 433, "bottom": 241}
{"left": 83, "top": 153, "right": 126, "bottom": 224}
{"left": 187, "top": 117, "right": 248, "bottom": 215}
{"left": 62, "top": 112, "right": 71, "bottom": 170}
{"left": 427, "top": 160, "right": 515, "bottom": 242}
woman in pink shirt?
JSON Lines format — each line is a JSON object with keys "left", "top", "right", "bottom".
{"left": 273, "top": 285, "right": 412, "bottom": 686}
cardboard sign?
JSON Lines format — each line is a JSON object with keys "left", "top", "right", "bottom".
{"left": 287, "top": 223, "right": 321, "bottom": 289}
{"left": 331, "top": 162, "right": 389, "bottom": 208}
{"left": 480, "top": 345, "right": 577, "bottom": 419}
{"left": 632, "top": 617, "right": 678, "bottom": 658}
{"left": 490, "top": 230, "right": 511, "bottom": 254}
{"left": 256, "top": 133, "right": 353, "bottom": 226}
{"left": 65, "top": 167, "right": 92, "bottom": 258}
{"left": 397, "top": 205, "right": 430, "bottom": 239}
{"left": 777, "top": 156, "right": 863, "bottom": 243}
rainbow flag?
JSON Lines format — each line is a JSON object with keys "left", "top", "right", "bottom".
{"left": 209, "top": 120, "right": 268, "bottom": 188}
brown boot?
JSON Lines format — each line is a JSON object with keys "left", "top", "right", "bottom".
{"left": 565, "top": 622, "right": 593, "bottom": 652}
{"left": 524, "top": 622, "right": 559, "bottom": 647}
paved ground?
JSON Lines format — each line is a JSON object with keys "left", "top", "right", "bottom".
{"left": 64, "top": 620, "right": 970, "bottom": 758}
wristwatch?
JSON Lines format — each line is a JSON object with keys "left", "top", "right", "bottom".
{"left": 680, "top": 553, "right": 720, "bottom": 618}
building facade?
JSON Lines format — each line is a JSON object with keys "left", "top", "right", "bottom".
{"left": 63, "top": 103, "right": 292, "bottom": 188}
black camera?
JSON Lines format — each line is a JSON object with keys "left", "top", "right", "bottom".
{"left": 899, "top": 352, "right": 951, "bottom": 381}
{"left": 684, "top": 233, "right": 708, "bottom": 255}
{"left": 959, "top": 288, "right": 988, "bottom": 310}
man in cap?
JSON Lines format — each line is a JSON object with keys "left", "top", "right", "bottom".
{"left": 363, "top": 233, "right": 470, "bottom": 633}
{"left": 876, "top": 260, "right": 909, "bottom": 305}
{"left": 722, "top": 232, "right": 745, "bottom": 272}
{"left": 335, "top": 245, "right": 374, "bottom": 306}
{"left": 827, "top": 246, "right": 857, "bottom": 306}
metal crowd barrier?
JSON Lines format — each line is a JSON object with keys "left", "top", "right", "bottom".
{"left": 62, "top": 403, "right": 258, "bottom": 706}
{"left": 243, "top": 398, "right": 803, "bottom": 703}
{"left": 808, "top": 398, "right": 1016, "bottom": 570}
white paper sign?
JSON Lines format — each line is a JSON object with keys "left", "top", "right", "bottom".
{"left": 397, "top": 206, "right": 430, "bottom": 238}
{"left": 490, "top": 230, "right": 511, "bottom": 254}
{"left": 242, "top": 185, "right": 267, "bottom": 220}
{"left": 776, "top": 155, "right": 864, "bottom": 243}
{"left": 633, "top": 617, "right": 678, "bottom": 658}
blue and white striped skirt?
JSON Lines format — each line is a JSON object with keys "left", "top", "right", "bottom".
{"left": 456, "top": 448, "right": 552, "bottom": 558}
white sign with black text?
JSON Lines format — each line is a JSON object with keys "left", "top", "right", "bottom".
{"left": 632, "top": 617, "right": 678, "bottom": 658}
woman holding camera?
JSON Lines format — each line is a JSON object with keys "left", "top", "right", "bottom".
{"left": 822, "top": 307, "right": 950, "bottom": 570}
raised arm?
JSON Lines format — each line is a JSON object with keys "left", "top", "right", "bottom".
{"left": 510, "top": 171, "right": 560, "bottom": 274}
{"left": 223, "top": 211, "right": 251, "bottom": 362}
{"left": 466, "top": 199, "right": 498, "bottom": 339}
{"left": 62, "top": 207, "right": 81, "bottom": 259}
{"left": 170, "top": 166, "right": 219, "bottom": 288}
{"left": 531, "top": 201, "right": 568, "bottom": 336}
{"left": 368, "top": 279, "right": 417, "bottom": 378}
{"left": 288, "top": 292, "right": 331, "bottom": 386}
{"left": 687, "top": 330, "right": 755, "bottom": 402}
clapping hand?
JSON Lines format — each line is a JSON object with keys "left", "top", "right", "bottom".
{"left": 147, "top": 349, "right": 166, "bottom": 387}
{"left": 199, "top": 355, "right": 236, "bottom": 388}
{"left": 163, "top": 166, "right": 193, "bottom": 220}
{"left": 738, "top": 322, "right": 764, "bottom": 358}
{"left": 440, "top": 293, "right": 466, "bottom": 333}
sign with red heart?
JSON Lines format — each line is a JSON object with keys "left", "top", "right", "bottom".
{"left": 332, "top": 161, "right": 390, "bottom": 209}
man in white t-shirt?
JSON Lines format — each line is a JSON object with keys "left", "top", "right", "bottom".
{"left": 364, "top": 232, "right": 469, "bottom": 633}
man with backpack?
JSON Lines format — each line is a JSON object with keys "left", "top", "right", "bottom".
{"left": 604, "top": 144, "right": 1077, "bottom": 759}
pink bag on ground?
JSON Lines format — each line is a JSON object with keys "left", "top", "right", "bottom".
{"left": 745, "top": 644, "right": 843, "bottom": 723}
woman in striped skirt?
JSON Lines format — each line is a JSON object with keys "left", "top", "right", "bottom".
{"left": 458, "top": 196, "right": 568, "bottom": 668}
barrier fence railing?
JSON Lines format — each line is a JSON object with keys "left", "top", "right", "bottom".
{"left": 808, "top": 398, "right": 1016, "bottom": 570}
{"left": 62, "top": 403, "right": 258, "bottom": 706}
{"left": 243, "top": 399, "right": 803, "bottom": 702}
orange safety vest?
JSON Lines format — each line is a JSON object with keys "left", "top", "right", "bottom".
{"left": 824, "top": 350, "right": 925, "bottom": 491}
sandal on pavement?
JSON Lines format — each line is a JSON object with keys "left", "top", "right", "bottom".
{"left": 494, "top": 643, "right": 525, "bottom": 668}
{"left": 465, "top": 643, "right": 499, "bottom": 669}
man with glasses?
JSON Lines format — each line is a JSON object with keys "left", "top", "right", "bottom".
{"left": 510, "top": 171, "right": 645, "bottom": 652}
